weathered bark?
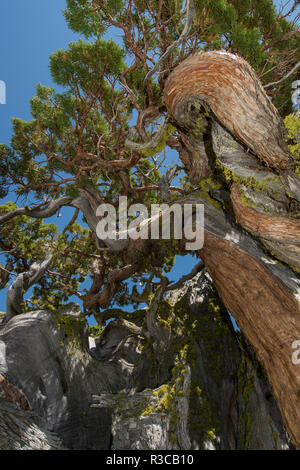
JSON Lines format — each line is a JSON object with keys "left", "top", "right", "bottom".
{"left": 0, "top": 367, "right": 64, "bottom": 449}
{"left": 0, "top": 399, "right": 65, "bottom": 450}
{"left": 199, "top": 233, "right": 300, "bottom": 448}
{"left": 0, "top": 308, "right": 113, "bottom": 449}
{"left": 0, "top": 273, "right": 292, "bottom": 450}
{"left": 1, "top": 52, "right": 298, "bottom": 449}
{"left": 6, "top": 254, "right": 53, "bottom": 320}
{"left": 0, "top": 197, "right": 71, "bottom": 225}
{"left": 231, "top": 183, "right": 300, "bottom": 268}
{"left": 163, "top": 50, "right": 300, "bottom": 448}
{"left": 164, "top": 51, "right": 294, "bottom": 170}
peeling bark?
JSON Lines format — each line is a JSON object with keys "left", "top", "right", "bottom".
{"left": 231, "top": 183, "right": 300, "bottom": 268}
{"left": 164, "top": 50, "right": 300, "bottom": 448}
{"left": 164, "top": 51, "right": 294, "bottom": 170}
{"left": 200, "top": 232, "right": 300, "bottom": 448}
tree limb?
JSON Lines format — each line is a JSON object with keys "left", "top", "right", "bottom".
{"left": 6, "top": 253, "right": 53, "bottom": 320}
{"left": 168, "top": 261, "right": 204, "bottom": 291}
{"left": 264, "top": 61, "right": 300, "bottom": 88}
{"left": 125, "top": 118, "right": 167, "bottom": 152}
{"left": 144, "top": 0, "right": 196, "bottom": 82}
{"left": 62, "top": 208, "right": 79, "bottom": 234}
{"left": 0, "top": 197, "right": 71, "bottom": 226}
{"left": 0, "top": 260, "right": 16, "bottom": 290}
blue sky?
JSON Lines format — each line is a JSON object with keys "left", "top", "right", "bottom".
{"left": 0, "top": 1, "right": 80, "bottom": 145}
{"left": 0, "top": 1, "right": 297, "bottom": 319}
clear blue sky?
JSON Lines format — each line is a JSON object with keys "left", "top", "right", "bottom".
{"left": 0, "top": 1, "right": 297, "bottom": 317}
{"left": 0, "top": 1, "right": 80, "bottom": 145}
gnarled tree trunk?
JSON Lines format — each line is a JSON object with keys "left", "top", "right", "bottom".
{"left": 164, "top": 51, "right": 300, "bottom": 448}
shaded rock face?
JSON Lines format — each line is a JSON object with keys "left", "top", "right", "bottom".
{"left": 0, "top": 273, "right": 293, "bottom": 450}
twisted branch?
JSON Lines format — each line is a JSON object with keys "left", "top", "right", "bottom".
{"left": 0, "top": 197, "right": 71, "bottom": 226}
{"left": 6, "top": 253, "right": 53, "bottom": 320}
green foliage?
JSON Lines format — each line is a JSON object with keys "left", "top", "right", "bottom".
{"left": 140, "top": 124, "right": 177, "bottom": 158}
{"left": 88, "top": 323, "right": 104, "bottom": 337}
{"left": 0, "top": 0, "right": 298, "bottom": 315}
{"left": 50, "top": 39, "right": 125, "bottom": 91}
{"left": 0, "top": 202, "right": 58, "bottom": 264}
{"left": 284, "top": 113, "right": 300, "bottom": 174}
{"left": 64, "top": 0, "right": 124, "bottom": 37}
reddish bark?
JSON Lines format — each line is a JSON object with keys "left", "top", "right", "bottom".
{"left": 230, "top": 183, "right": 300, "bottom": 269}
{"left": 231, "top": 183, "right": 300, "bottom": 243}
{"left": 200, "top": 232, "right": 300, "bottom": 448}
{"left": 0, "top": 376, "right": 31, "bottom": 411}
{"left": 164, "top": 51, "right": 294, "bottom": 171}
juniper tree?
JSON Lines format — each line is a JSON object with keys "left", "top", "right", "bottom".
{"left": 0, "top": 0, "right": 299, "bottom": 448}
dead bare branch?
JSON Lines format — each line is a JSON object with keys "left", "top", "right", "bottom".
{"left": 6, "top": 253, "right": 53, "bottom": 320}
{"left": 264, "top": 61, "right": 300, "bottom": 88}
{"left": 0, "top": 197, "right": 71, "bottom": 226}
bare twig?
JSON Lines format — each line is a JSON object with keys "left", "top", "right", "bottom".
{"left": 264, "top": 61, "right": 300, "bottom": 88}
